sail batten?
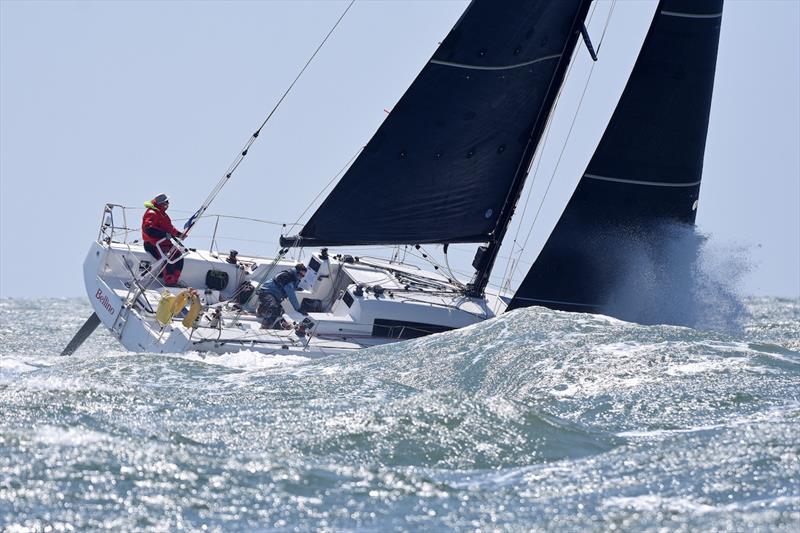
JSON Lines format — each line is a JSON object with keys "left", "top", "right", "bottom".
{"left": 661, "top": 10, "right": 722, "bottom": 19}
{"left": 429, "top": 54, "right": 562, "bottom": 71}
{"left": 583, "top": 174, "right": 703, "bottom": 188}
{"left": 282, "top": 0, "right": 591, "bottom": 249}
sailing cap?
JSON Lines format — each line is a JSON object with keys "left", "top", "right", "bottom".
{"left": 153, "top": 193, "right": 170, "bottom": 206}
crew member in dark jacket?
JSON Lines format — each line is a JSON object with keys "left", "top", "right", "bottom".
{"left": 141, "top": 193, "right": 185, "bottom": 286}
{"left": 257, "top": 263, "right": 307, "bottom": 328}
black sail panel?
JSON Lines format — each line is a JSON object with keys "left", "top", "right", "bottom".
{"left": 509, "top": 0, "right": 724, "bottom": 320}
{"left": 284, "top": 0, "right": 589, "bottom": 247}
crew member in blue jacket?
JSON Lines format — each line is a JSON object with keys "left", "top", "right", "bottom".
{"left": 257, "top": 263, "right": 307, "bottom": 328}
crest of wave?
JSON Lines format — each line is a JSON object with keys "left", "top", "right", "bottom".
{"left": 348, "top": 308, "right": 727, "bottom": 400}
{"left": 325, "top": 306, "right": 796, "bottom": 441}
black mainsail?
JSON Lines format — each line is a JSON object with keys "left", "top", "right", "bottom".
{"left": 281, "top": 0, "right": 592, "bottom": 251}
{"left": 509, "top": 0, "right": 724, "bottom": 317}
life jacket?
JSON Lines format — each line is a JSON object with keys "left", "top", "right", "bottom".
{"left": 142, "top": 200, "right": 180, "bottom": 248}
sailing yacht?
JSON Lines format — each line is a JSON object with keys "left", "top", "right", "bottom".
{"left": 65, "top": 0, "right": 723, "bottom": 356}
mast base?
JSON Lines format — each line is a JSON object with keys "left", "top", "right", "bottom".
{"left": 463, "top": 283, "right": 483, "bottom": 298}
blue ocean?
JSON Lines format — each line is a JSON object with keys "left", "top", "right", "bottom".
{"left": 1, "top": 297, "right": 798, "bottom": 531}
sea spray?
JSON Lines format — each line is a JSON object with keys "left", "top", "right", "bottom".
{"left": 602, "top": 223, "right": 751, "bottom": 333}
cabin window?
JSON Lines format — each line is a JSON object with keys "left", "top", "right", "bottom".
{"left": 342, "top": 291, "right": 354, "bottom": 308}
{"left": 372, "top": 319, "right": 453, "bottom": 340}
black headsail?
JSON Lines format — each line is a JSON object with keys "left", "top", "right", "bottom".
{"left": 508, "top": 0, "right": 724, "bottom": 320}
{"left": 281, "top": 0, "right": 592, "bottom": 258}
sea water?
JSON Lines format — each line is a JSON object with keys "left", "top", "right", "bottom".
{"left": 0, "top": 297, "right": 797, "bottom": 531}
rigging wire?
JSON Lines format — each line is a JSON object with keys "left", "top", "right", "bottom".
{"left": 495, "top": 34, "right": 587, "bottom": 300}
{"left": 504, "top": 3, "right": 618, "bottom": 296}
{"left": 202, "top": 214, "right": 285, "bottom": 227}
{"left": 595, "top": 0, "right": 618, "bottom": 54}
{"left": 182, "top": 0, "right": 356, "bottom": 236}
{"left": 284, "top": 144, "right": 364, "bottom": 235}
{"left": 442, "top": 246, "right": 462, "bottom": 286}
{"left": 473, "top": 1, "right": 603, "bottom": 298}
{"left": 413, "top": 244, "right": 465, "bottom": 286}
{"left": 497, "top": 1, "right": 618, "bottom": 302}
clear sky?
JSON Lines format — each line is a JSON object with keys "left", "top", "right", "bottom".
{"left": 1, "top": 0, "right": 798, "bottom": 299}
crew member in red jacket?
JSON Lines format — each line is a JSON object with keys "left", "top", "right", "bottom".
{"left": 141, "top": 193, "right": 185, "bottom": 286}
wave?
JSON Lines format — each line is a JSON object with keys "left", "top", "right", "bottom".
{"left": 1, "top": 299, "right": 798, "bottom": 532}
{"left": 292, "top": 390, "right": 621, "bottom": 469}
{"left": 1, "top": 298, "right": 797, "bottom": 473}
{"left": 303, "top": 306, "right": 800, "bottom": 441}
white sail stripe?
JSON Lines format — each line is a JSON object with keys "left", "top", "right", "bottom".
{"left": 660, "top": 10, "right": 723, "bottom": 19}
{"left": 584, "top": 174, "right": 702, "bottom": 188}
{"left": 512, "top": 297, "right": 598, "bottom": 308}
{"left": 430, "top": 54, "right": 561, "bottom": 72}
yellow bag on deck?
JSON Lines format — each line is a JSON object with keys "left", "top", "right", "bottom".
{"left": 156, "top": 289, "right": 200, "bottom": 327}
{"left": 182, "top": 292, "right": 202, "bottom": 328}
{"left": 156, "top": 291, "right": 176, "bottom": 325}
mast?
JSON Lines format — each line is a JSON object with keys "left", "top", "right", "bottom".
{"left": 466, "top": 0, "right": 593, "bottom": 297}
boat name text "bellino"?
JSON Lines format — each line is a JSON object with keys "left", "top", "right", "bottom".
{"left": 95, "top": 289, "right": 116, "bottom": 316}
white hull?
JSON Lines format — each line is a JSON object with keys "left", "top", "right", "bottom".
{"left": 84, "top": 234, "right": 507, "bottom": 358}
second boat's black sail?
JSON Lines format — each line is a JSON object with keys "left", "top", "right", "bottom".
{"left": 508, "top": 0, "right": 724, "bottom": 322}
{"left": 281, "top": 0, "right": 591, "bottom": 249}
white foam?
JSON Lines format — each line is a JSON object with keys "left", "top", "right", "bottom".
{"left": 32, "top": 425, "right": 109, "bottom": 446}
{"left": 550, "top": 383, "right": 579, "bottom": 397}
{"left": 602, "top": 494, "right": 718, "bottom": 514}
{"left": 747, "top": 346, "right": 800, "bottom": 365}
{"left": 618, "top": 402, "right": 800, "bottom": 439}
{"left": 6, "top": 373, "right": 116, "bottom": 394}
{"left": 738, "top": 495, "right": 800, "bottom": 510}
{"left": 617, "top": 423, "right": 722, "bottom": 438}
{"left": 586, "top": 313, "right": 630, "bottom": 326}
{"left": 165, "top": 350, "right": 312, "bottom": 372}
{"left": 604, "top": 494, "right": 800, "bottom": 515}
{"left": 667, "top": 360, "right": 724, "bottom": 375}
{"left": 0, "top": 357, "right": 40, "bottom": 374}
{"left": 666, "top": 357, "right": 749, "bottom": 376}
